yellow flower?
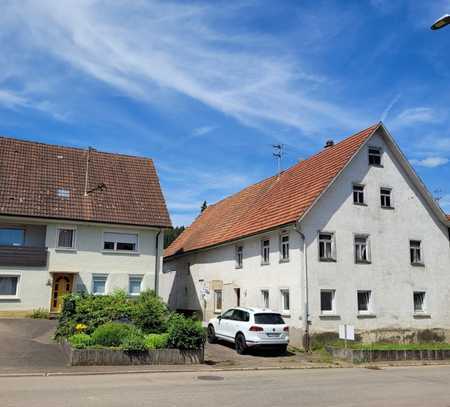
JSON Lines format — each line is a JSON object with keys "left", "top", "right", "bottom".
{"left": 75, "top": 323, "right": 87, "bottom": 332}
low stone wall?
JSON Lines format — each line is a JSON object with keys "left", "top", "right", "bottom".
{"left": 326, "top": 346, "right": 450, "bottom": 364}
{"left": 61, "top": 341, "right": 204, "bottom": 366}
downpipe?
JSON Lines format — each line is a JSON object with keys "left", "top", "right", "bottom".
{"left": 154, "top": 229, "right": 162, "bottom": 295}
{"left": 295, "top": 222, "right": 311, "bottom": 352}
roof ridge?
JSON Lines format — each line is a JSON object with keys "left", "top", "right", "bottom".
{"left": 0, "top": 135, "right": 154, "bottom": 162}
{"left": 206, "top": 123, "right": 380, "bottom": 209}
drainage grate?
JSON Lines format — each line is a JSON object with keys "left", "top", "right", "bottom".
{"left": 197, "top": 375, "right": 225, "bottom": 381}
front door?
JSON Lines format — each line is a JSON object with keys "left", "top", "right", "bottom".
{"left": 51, "top": 274, "right": 74, "bottom": 312}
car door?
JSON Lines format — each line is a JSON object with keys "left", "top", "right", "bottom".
{"left": 216, "top": 309, "right": 234, "bottom": 340}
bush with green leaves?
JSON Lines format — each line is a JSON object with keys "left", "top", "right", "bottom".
{"left": 145, "top": 333, "right": 169, "bottom": 350}
{"left": 167, "top": 314, "right": 205, "bottom": 350}
{"left": 68, "top": 333, "right": 93, "bottom": 349}
{"left": 91, "top": 322, "right": 133, "bottom": 347}
{"left": 29, "top": 308, "right": 50, "bottom": 319}
{"left": 56, "top": 290, "right": 135, "bottom": 339}
{"left": 121, "top": 328, "right": 147, "bottom": 352}
{"left": 131, "top": 290, "right": 169, "bottom": 334}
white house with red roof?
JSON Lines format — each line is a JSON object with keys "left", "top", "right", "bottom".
{"left": 161, "top": 123, "right": 450, "bottom": 346}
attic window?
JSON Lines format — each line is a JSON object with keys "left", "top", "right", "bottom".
{"left": 57, "top": 189, "right": 70, "bottom": 198}
{"left": 368, "top": 147, "right": 382, "bottom": 166}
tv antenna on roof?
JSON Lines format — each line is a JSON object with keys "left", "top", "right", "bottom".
{"left": 272, "top": 144, "right": 284, "bottom": 178}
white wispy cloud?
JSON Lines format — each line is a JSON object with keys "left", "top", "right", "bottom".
{"left": 192, "top": 125, "right": 217, "bottom": 137}
{"left": 0, "top": 0, "right": 368, "bottom": 134}
{"left": 0, "top": 89, "right": 27, "bottom": 109}
{"left": 393, "top": 107, "right": 440, "bottom": 127}
{"left": 410, "top": 156, "right": 449, "bottom": 168}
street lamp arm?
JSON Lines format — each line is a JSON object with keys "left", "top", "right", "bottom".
{"left": 431, "top": 14, "right": 450, "bottom": 30}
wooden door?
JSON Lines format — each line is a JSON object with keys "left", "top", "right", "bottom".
{"left": 51, "top": 274, "right": 73, "bottom": 312}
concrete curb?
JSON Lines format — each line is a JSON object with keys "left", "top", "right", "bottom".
{"left": 1, "top": 358, "right": 449, "bottom": 379}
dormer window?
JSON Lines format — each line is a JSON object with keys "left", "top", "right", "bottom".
{"left": 368, "top": 147, "right": 382, "bottom": 166}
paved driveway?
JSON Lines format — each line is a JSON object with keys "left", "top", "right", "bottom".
{"left": 0, "top": 319, "right": 67, "bottom": 373}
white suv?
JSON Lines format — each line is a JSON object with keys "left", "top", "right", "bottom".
{"left": 207, "top": 307, "right": 289, "bottom": 354}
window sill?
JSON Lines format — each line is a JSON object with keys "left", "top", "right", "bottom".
{"left": 279, "top": 259, "right": 290, "bottom": 264}
{"left": 319, "top": 258, "right": 336, "bottom": 263}
{"left": 355, "top": 260, "right": 371, "bottom": 265}
{"left": 0, "top": 296, "right": 20, "bottom": 301}
{"left": 369, "top": 164, "right": 384, "bottom": 168}
{"left": 357, "top": 313, "right": 376, "bottom": 319}
{"left": 319, "top": 314, "right": 341, "bottom": 320}
{"left": 381, "top": 206, "right": 395, "bottom": 210}
{"left": 102, "top": 250, "right": 140, "bottom": 256}
{"left": 413, "top": 313, "right": 431, "bottom": 319}
{"left": 214, "top": 310, "right": 222, "bottom": 315}
{"left": 281, "top": 312, "right": 291, "bottom": 318}
{"left": 411, "top": 262, "right": 425, "bottom": 268}
{"left": 353, "top": 202, "right": 368, "bottom": 207}
{"left": 260, "top": 262, "right": 270, "bottom": 267}
{"left": 235, "top": 266, "right": 243, "bottom": 270}
{"left": 55, "top": 247, "right": 77, "bottom": 253}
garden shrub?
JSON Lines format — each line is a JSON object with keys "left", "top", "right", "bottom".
{"left": 121, "top": 328, "right": 147, "bottom": 352}
{"left": 68, "top": 333, "right": 93, "bottom": 349}
{"left": 131, "top": 290, "right": 169, "bottom": 334}
{"left": 417, "top": 329, "right": 445, "bottom": 343}
{"left": 91, "top": 322, "right": 133, "bottom": 347}
{"left": 145, "top": 333, "right": 169, "bottom": 350}
{"left": 167, "top": 314, "right": 205, "bottom": 350}
{"left": 55, "top": 290, "right": 134, "bottom": 339}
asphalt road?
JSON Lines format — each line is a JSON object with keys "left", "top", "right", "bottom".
{"left": 2, "top": 366, "right": 450, "bottom": 407}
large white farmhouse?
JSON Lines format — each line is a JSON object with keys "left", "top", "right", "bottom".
{"left": 161, "top": 123, "right": 450, "bottom": 346}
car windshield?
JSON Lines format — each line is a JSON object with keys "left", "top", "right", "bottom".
{"left": 254, "top": 313, "right": 285, "bottom": 324}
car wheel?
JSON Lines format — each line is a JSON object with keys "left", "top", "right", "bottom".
{"left": 278, "top": 344, "right": 288, "bottom": 354}
{"left": 235, "top": 333, "right": 247, "bottom": 355}
{"left": 207, "top": 325, "right": 217, "bottom": 344}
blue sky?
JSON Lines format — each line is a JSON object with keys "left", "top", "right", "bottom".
{"left": 0, "top": 0, "right": 449, "bottom": 225}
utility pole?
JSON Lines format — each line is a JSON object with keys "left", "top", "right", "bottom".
{"left": 272, "top": 144, "right": 284, "bottom": 178}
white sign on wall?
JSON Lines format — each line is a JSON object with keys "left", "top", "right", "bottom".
{"left": 339, "top": 324, "right": 355, "bottom": 341}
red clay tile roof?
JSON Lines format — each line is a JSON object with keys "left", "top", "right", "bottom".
{"left": 0, "top": 136, "right": 172, "bottom": 228}
{"left": 165, "top": 123, "right": 380, "bottom": 258}
{"left": 447, "top": 215, "right": 450, "bottom": 221}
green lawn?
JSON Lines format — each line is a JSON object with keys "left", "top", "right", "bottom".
{"left": 332, "top": 341, "right": 450, "bottom": 351}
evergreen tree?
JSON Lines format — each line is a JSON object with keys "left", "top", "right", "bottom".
{"left": 201, "top": 200, "right": 208, "bottom": 212}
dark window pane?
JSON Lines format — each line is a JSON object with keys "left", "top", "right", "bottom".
{"left": 321, "top": 291, "right": 332, "bottom": 311}
{"left": 0, "top": 229, "right": 24, "bottom": 246}
{"left": 104, "top": 241, "right": 114, "bottom": 250}
{"left": 58, "top": 229, "right": 74, "bottom": 248}
{"left": 254, "top": 313, "right": 284, "bottom": 324}
{"left": 116, "top": 242, "right": 136, "bottom": 251}
{"left": 0, "top": 276, "right": 18, "bottom": 295}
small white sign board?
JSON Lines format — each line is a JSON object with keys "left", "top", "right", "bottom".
{"left": 339, "top": 324, "right": 355, "bottom": 341}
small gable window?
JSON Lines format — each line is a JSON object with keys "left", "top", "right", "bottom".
{"left": 380, "top": 188, "right": 393, "bottom": 208}
{"left": 353, "top": 184, "right": 365, "bottom": 205}
{"left": 368, "top": 147, "right": 382, "bottom": 166}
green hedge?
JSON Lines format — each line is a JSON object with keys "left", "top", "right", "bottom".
{"left": 59, "top": 291, "right": 205, "bottom": 351}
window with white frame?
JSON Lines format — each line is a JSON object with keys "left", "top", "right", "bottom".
{"left": 261, "top": 239, "right": 270, "bottom": 265}
{"left": 235, "top": 245, "right": 243, "bottom": 269}
{"left": 353, "top": 184, "right": 365, "bottom": 205}
{"left": 103, "top": 232, "right": 138, "bottom": 252}
{"left": 0, "top": 228, "right": 24, "bottom": 246}
{"left": 354, "top": 235, "right": 370, "bottom": 263}
{"left": 129, "top": 275, "right": 143, "bottom": 296}
{"left": 413, "top": 291, "right": 426, "bottom": 313}
{"left": 380, "top": 188, "right": 392, "bottom": 208}
{"left": 0, "top": 275, "right": 19, "bottom": 297}
{"left": 357, "top": 290, "right": 372, "bottom": 313}
{"left": 280, "top": 289, "right": 290, "bottom": 314}
{"left": 368, "top": 147, "right": 382, "bottom": 166}
{"left": 261, "top": 289, "right": 270, "bottom": 308}
{"left": 320, "top": 289, "right": 335, "bottom": 314}
{"left": 319, "top": 232, "right": 335, "bottom": 261}
{"left": 92, "top": 275, "right": 107, "bottom": 295}
{"left": 280, "top": 233, "right": 290, "bottom": 262}
{"left": 214, "top": 289, "right": 222, "bottom": 313}
{"left": 57, "top": 228, "right": 75, "bottom": 249}
{"left": 410, "top": 240, "right": 423, "bottom": 265}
